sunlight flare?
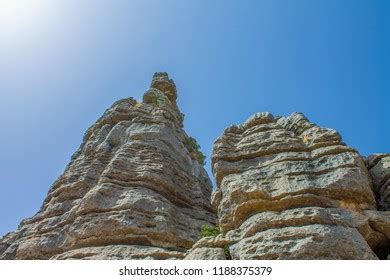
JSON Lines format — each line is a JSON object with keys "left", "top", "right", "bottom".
{"left": 0, "top": 0, "right": 47, "bottom": 29}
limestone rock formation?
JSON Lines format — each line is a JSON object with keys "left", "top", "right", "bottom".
{"left": 1, "top": 73, "right": 389, "bottom": 260}
{"left": 367, "top": 154, "right": 390, "bottom": 211}
{"left": 0, "top": 73, "right": 215, "bottom": 260}
{"left": 190, "top": 112, "right": 390, "bottom": 260}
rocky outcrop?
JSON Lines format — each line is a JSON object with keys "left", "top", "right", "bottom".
{"left": 0, "top": 73, "right": 215, "bottom": 260}
{"left": 1, "top": 73, "right": 389, "bottom": 260}
{"left": 191, "top": 112, "right": 390, "bottom": 260}
{"left": 367, "top": 154, "right": 390, "bottom": 211}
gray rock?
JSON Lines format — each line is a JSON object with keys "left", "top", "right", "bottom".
{"left": 367, "top": 154, "right": 390, "bottom": 210}
{"left": 206, "top": 112, "right": 390, "bottom": 259}
{"left": 185, "top": 247, "right": 226, "bottom": 260}
{"left": 0, "top": 73, "right": 215, "bottom": 260}
{"left": 229, "top": 224, "right": 377, "bottom": 260}
{"left": 2, "top": 74, "right": 389, "bottom": 260}
{"left": 51, "top": 245, "right": 184, "bottom": 260}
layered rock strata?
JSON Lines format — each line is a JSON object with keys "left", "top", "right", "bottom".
{"left": 0, "top": 73, "right": 215, "bottom": 260}
{"left": 189, "top": 112, "right": 390, "bottom": 260}
{"left": 1, "top": 73, "right": 389, "bottom": 260}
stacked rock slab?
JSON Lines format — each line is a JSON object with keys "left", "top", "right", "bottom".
{"left": 0, "top": 73, "right": 215, "bottom": 260}
{"left": 187, "top": 112, "right": 390, "bottom": 260}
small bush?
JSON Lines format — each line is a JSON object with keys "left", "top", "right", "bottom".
{"left": 185, "top": 137, "right": 206, "bottom": 166}
{"left": 178, "top": 112, "right": 185, "bottom": 123}
{"left": 200, "top": 225, "right": 232, "bottom": 260}
{"left": 200, "top": 224, "right": 220, "bottom": 238}
{"left": 223, "top": 245, "right": 232, "bottom": 260}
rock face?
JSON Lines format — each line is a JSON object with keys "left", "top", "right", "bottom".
{"left": 0, "top": 73, "right": 215, "bottom": 260}
{"left": 1, "top": 74, "right": 389, "bottom": 260}
{"left": 191, "top": 112, "right": 390, "bottom": 260}
{"left": 367, "top": 154, "right": 390, "bottom": 211}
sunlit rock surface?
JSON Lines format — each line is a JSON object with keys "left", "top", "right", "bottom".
{"left": 0, "top": 73, "right": 215, "bottom": 260}
{"left": 193, "top": 112, "right": 390, "bottom": 260}
{"left": 1, "top": 74, "right": 389, "bottom": 260}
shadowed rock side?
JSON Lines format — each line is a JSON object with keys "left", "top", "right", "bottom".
{"left": 187, "top": 112, "right": 390, "bottom": 260}
{"left": 368, "top": 154, "right": 390, "bottom": 211}
{"left": 0, "top": 73, "right": 215, "bottom": 260}
{"left": 367, "top": 154, "right": 390, "bottom": 260}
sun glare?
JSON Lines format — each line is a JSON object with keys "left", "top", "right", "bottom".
{"left": 0, "top": 0, "right": 46, "bottom": 30}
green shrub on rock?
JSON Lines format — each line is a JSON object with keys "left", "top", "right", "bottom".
{"left": 178, "top": 112, "right": 185, "bottom": 123}
{"left": 200, "top": 225, "right": 232, "bottom": 259}
{"left": 223, "top": 245, "right": 232, "bottom": 260}
{"left": 200, "top": 224, "right": 220, "bottom": 237}
{"left": 185, "top": 137, "right": 206, "bottom": 166}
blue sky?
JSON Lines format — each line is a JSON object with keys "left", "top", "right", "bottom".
{"left": 0, "top": 0, "right": 389, "bottom": 237}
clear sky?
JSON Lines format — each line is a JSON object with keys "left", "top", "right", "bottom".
{"left": 0, "top": 0, "right": 389, "bottom": 237}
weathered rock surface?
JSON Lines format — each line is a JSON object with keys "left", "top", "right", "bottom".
{"left": 0, "top": 73, "right": 215, "bottom": 260}
{"left": 52, "top": 245, "right": 185, "bottom": 260}
{"left": 184, "top": 247, "right": 226, "bottom": 260}
{"left": 1, "top": 74, "right": 389, "bottom": 260}
{"left": 367, "top": 154, "right": 390, "bottom": 211}
{"left": 198, "top": 112, "right": 390, "bottom": 259}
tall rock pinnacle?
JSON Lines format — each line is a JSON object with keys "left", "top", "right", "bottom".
{"left": 0, "top": 73, "right": 216, "bottom": 260}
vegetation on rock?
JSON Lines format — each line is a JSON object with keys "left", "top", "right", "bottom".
{"left": 185, "top": 137, "right": 206, "bottom": 166}
{"left": 200, "top": 225, "right": 231, "bottom": 260}
{"left": 223, "top": 245, "right": 232, "bottom": 260}
{"left": 200, "top": 224, "right": 220, "bottom": 237}
{"left": 177, "top": 112, "right": 185, "bottom": 123}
